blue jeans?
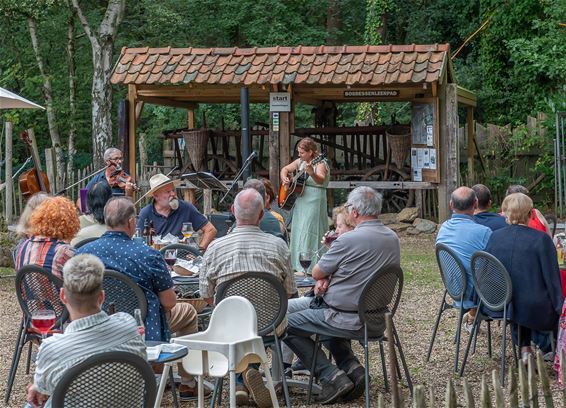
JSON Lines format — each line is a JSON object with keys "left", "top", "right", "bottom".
{"left": 283, "top": 308, "right": 363, "bottom": 382}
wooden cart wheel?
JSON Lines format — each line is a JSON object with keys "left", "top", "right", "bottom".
{"left": 361, "top": 165, "right": 415, "bottom": 213}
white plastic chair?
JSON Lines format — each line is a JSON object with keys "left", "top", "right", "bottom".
{"left": 172, "top": 296, "right": 280, "bottom": 408}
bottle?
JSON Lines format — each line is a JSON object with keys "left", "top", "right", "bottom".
{"left": 557, "top": 238, "right": 564, "bottom": 266}
{"left": 143, "top": 219, "right": 150, "bottom": 245}
{"left": 134, "top": 308, "right": 145, "bottom": 341}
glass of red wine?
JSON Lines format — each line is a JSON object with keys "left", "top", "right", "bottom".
{"left": 164, "top": 249, "right": 177, "bottom": 270}
{"left": 31, "top": 309, "right": 56, "bottom": 340}
{"left": 299, "top": 251, "right": 313, "bottom": 282}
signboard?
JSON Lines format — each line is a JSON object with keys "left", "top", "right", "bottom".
{"left": 269, "top": 92, "right": 291, "bottom": 112}
{"left": 344, "top": 90, "right": 399, "bottom": 98}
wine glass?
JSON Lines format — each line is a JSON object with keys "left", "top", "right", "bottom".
{"left": 164, "top": 249, "right": 177, "bottom": 269}
{"left": 31, "top": 309, "right": 56, "bottom": 340}
{"left": 181, "top": 222, "right": 194, "bottom": 243}
{"left": 299, "top": 251, "right": 313, "bottom": 282}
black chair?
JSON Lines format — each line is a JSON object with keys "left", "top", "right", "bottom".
{"left": 73, "top": 236, "right": 100, "bottom": 249}
{"left": 5, "top": 265, "right": 68, "bottom": 404}
{"left": 160, "top": 243, "right": 201, "bottom": 260}
{"left": 459, "top": 251, "right": 515, "bottom": 385}
{"left": 102, "top": 270, "right": 147, "bottom": 320}
{"left": 208, "top": 213, "right": 234, "bottom": 238}
{"left": 215, "top": 272, "right": 291, "bottom": 408}
{"left": 306, "top": 264, "right": 412, "bottom": 407}
{"left": 51, "top": 351, "right": 156, "bottom": 407}
{"left": 426, "top": 244, "right": 468, "bottom": 372}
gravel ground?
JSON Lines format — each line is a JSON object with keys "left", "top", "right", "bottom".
{"left": 1, "top": 234, "right": 563, "bottom": 407}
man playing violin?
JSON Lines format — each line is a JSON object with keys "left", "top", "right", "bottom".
{"left": 85, "top": 148, "right": 136, "bottom": 197}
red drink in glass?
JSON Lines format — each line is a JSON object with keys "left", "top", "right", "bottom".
{"left": 32, "top": 313, "right": 56, "bottom": 335}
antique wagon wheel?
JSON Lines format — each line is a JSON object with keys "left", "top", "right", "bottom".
{"left": 361, "top": 165, "right": 415, "bottom": 213}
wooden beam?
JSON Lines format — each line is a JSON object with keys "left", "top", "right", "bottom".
{"left": 135, "top": 101, "right": 144, "bottom": 121}
{"left": 128, "top": 84, "right": 137, "bottom": 182}
{"left": 138, "top": 96, "right": 198, "bottom": 110}
{"left": 327, "top": 181, "right": 436, "bottom": 189}
{"left": 438, "top": 83, "right": 459, "bottom": 221}
{"left": 467, "top": 107, "right": 474, "bottom": 184}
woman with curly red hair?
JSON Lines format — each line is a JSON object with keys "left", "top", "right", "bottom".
{"left": 15, "top": 196, "right": 80, "bottom": 279}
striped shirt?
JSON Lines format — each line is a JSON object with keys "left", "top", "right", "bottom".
{"left": 200, "top": 225, "right": 296, "bottom": 298}
{"left": 15, "top": 236, "right": 74, "bottom": 279}
{"left": 33, "top": 311, "right": 146, "bottom": 407}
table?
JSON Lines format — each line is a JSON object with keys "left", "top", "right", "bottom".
{"left": 147, "top": 340, "right": 188, "bottom": 408}
{"left": 295, "top": 276, "right": 316, "bottom": 289}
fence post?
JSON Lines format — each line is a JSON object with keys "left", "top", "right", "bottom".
{"left": 4, "top": 121, "right": 13, "bottom": 224}
{"left": 492, "top": 370, "right": 504, "bottom": 408}
{"left": 385, "top": 313, "right": 400, "bottom": 407}
{"left": 480, "top": 374, "right": 491, "bottom": 408}
{"left": 508, "top": 364, "right": 519, "bottom": 407}
{"left": 377, "top": 393, "right": 385, "bottom": 408}
{"left": 536, "top": 349, "right": 553, "bottom": 407}
{"left": 528, "top": 354, "right": 538, "bottom": 408}
{"left": 519, "top": 361, "right": 530, "bottom": 408}
{"left": 413, "top": 385, "right": 425, "bottom": 408}
{"left": 445, "top": 379, "right": 456, "bottom": 408}
{"left": 462, "top": 377, "right": 475, "bottom": 408}
{"left": 429, "top": 385, "right": 436, "bottom": 408}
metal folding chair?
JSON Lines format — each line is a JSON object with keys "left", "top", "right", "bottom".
{"left": 306, "top": 264, "right": 412, "bottom": 407}
{"left": 102, "top": 269, "right": 147, "bottom": 319}
{"left": 459, "top": 251, "right": 515, "bottom": 385}
{"left": 426, "top": 243, "right": 467, "bottom": 372}
{"left": 214, "top": 272, "right": 291, "bottom": 408}
{"left": 51, "top": 351, "right": 156, "bottom": 407}
{"left": 5, "top": 265, "right": 68, "bottom": 404}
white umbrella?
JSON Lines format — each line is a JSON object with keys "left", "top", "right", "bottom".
{"left": 0, "top": 86, "right": 44, "bottom": 110}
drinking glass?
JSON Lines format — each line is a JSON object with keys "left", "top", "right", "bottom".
{"left": 31, "top": 309, "right": 56, "bottom": 340}
{"left": 181, "top": 222, "right": 194, "bottom": 243}
{"left": 164, "top": 249, "right": 177, "bottom": 269}
{"left": 299, "top": 251, "right": 313, "bottom": 282}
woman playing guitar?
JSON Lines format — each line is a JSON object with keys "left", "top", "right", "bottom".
{"left": 280, "top": 137, "right": 329, "bottom": 272}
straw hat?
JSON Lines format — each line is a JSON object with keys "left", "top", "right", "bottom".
{"left": 147, "top": 173, "right": 181, "bottom": 196}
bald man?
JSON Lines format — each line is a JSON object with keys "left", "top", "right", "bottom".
{"left": 436, "top": 187, "right": 492, "bottom": 327}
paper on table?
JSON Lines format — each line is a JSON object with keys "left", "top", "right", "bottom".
{"left": 147, "top": 345, "right": 161, "bottom": 361}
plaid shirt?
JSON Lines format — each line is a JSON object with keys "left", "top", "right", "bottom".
{"left": 15, "top": 236, "right": 74, "bottom": 279}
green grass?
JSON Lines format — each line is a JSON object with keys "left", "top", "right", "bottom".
{"left": 401, "top": 238, "right": 442, "bottom": 288}
{"left": 0, "top": 266, "right": 15, "bottom": 277}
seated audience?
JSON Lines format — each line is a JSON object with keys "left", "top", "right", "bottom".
{"left": 505, "top": 184, "right": 550, "bottom": 236}
{"left": 486, "top": 193, "right": 563, "bottom": 362}
{"left": 472, "top": 184, "right": 507, "bottom": 231}
{"left": 243, "top": 178, "right": 285, "bottom": 239}
{"left": 200, "top": 188, "right": 295, "bottom": 407}
{"left": 15, "top": 196, "right": 79, "bottom": 279}
{"left": 136, "top": 173, "right": 217, "bottom": 249}
{"left": 283, "top": 187, "right": 400, "bottom": 404}
{"left": 436, "top": 186, "right": 492, "bottom": 327}
{"left": 25, "top": 254, "right": 145, "bottom": 408}
{"left": 13, "top": 192, "right": 49, "bottom": 262}
{"left": 77, "top": 197, "right": 205, "bottom": 400}
{"left": 71, "top": 181, "right": 112, "bottom": 246}
{"left": 261, "top": 178, "right": 286, "bottom": 231}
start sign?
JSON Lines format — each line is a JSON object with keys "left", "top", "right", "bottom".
{"left": 269, "top": 92, "right": 291, "bottom": 112}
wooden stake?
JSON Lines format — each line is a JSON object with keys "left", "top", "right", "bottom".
{"left": 445, "top": 379, "right": 456, "bottom": 408}
{"left": 480, "top": 374, "right": 491, "bottom": 408}
{"left": 507, "top": 364, "right": 519, "bottom": 408}
{"left": 385, "top": 313, "right": 400, "bottom": 407}
{"left": 519, "top": 361, "right": 530, "bottom": 408}
{"left": 377, "top": 392, "right": 385, "bottom": 408}
{"left": 413, "top": 385, "right": 426, "bottom": 408}
{"left": 492, "top": 369, "right": 504, "bottom": 408}
{"left": 462, "top": 377, "right": 475, "bottom": 408}
{"left": 528, "top": 353, "right": 538, "bottom": 408}
{"left": 429, "top": 385, "right": 436, "bottom": 408}
{"left": 536, "top": 349, "right": 553, "bottom": 407}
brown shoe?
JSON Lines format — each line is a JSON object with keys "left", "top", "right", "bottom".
{"left": 178, "top": 382, "right": 212, "bottom": 402}
{"left": 236, "top": 384, "right": 249, "bottom": 406}
{"left": 243, "top": 368, "right": 273, "bottom": 408}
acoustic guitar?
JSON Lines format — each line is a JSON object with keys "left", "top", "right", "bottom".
{"left": 278, "top": 154, "right": 326, "bottom": 210}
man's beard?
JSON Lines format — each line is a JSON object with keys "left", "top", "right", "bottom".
{"left": 169, "top": 198, "right": 179, "bottom": 210}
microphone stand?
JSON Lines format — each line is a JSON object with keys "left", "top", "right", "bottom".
{"left": 219, "top": 152, "right": 257, "bottom": 204}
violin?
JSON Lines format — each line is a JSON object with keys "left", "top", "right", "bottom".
{"left": 105, "top": 166, "right": 139, "bottom": 193}
{"left": 18, "top": 131, "right": 50, "bottom": 199}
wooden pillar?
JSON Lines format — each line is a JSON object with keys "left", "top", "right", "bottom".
{"left": 467, "top": 106, "right": 474, "bottom": 184}
{"left": 269, "top": 111, "right": 281, "bottom": 189}
{"left": 5, "top": 122, "right": 13, "bottom": 223}
{"left": 438, "top": 83, "right": 459, "bottom": 221}
{"left": 184, "top": 109, "right": 196, "bottom": 204}
{"left": 279, "top": 110, "right": 291, "bottom": 171}
{"left": 127, "top": 85, "right": 137, "bottom": 181}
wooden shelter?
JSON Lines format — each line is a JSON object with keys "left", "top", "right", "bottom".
{"left": 110, "top": 44, "right": 477, "bottom": 221}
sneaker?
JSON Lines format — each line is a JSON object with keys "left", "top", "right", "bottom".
{"left": 340, "top": 364, "right": 366, "bottom": 402}
{"left": 243, "top": 368, "right": 272, "bottom": 408}
{"left": 235, "top": 384, "right": 249, "bottom": 406}
{"left": 317, "top": 370, "right": 354, "bottom": 404}
{"left": 292, "top": 360, "right": 310, "bottom": 376}
{"left": 284, "top": 367, "right": 293, "bottom": 379}
{"left": 179, "top": 382, "right": 212, "bottom": 402}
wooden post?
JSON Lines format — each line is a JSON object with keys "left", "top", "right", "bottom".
{"left": 44, "top": 148, "right": 56, "bottom": 193}
{"left": 184, "top": 109, "right": 196, "bottom": 204}
{"left": 492, "top": 370, "right": 504, "bottom": 408}
{"left": 385, "top": 313, "right": 400, "bottom": 407}
{"left": 462, "top": 377, "right": 475, "bottom": 408}
{"left": 508, "top": 364, "right": 519, "bottom": 407}
{"left": 5, "top": 121, "right": 13, "bottom": 223}
{"left": 138, "top": 133, "right": 147, "bottom": 181}
{"left": 438, "top": 83, "right": 459, "bottom": 221}
{"left": 203, "top": 189, "right": 212, "bottom": 215}
{"left": 269, "top": 111, "right": 281, "bottom": 189}
{"left": 127, "top": 85, "right": 137, "bottom": 182}
{"left": 413, "top": 385, "right": 426, "bottom": 408}
{"left": 279, "top": 111, "right": 291, "bottom": 173}
{"left": 480, "top": 374, "right": 490, "bottom": 408}
{"left": 519, "top": 361, "right": 529, "bottom": 408}
{"left": 467, "top": 107, "right": 474, "bottom": 184}
{"left": 536, "top": 350, "right": 553, "bottom": 407}
{"left": 527, "top": 354, "right": 538, "bottom": 408}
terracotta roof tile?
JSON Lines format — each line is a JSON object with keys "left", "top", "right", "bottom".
{"left": 111, "top": 44, "right": 450, "bottom": 85}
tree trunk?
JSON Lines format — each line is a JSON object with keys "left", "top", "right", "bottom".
{"left": 66, "top": 6, "right": 77, "bottom": 181}
{"left": 71, "top": 0, "right": 126, "bottom": 166}
{"left": 325, "top": 0, "right": 341, "bottom": 44}
{"left": 27, "top": 17, "right": 66, "bottom": 190}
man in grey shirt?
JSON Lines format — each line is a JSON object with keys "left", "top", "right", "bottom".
{"left": 283, "top": 186, "right": 400, "bottom": 404}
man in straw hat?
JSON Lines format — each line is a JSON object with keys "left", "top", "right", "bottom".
{"left": 137, "top": 173, "right": 217, "bottom": 250}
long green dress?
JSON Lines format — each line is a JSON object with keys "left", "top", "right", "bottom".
{"left": 289, "top": 159, "right": 330, "bottom": 272}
